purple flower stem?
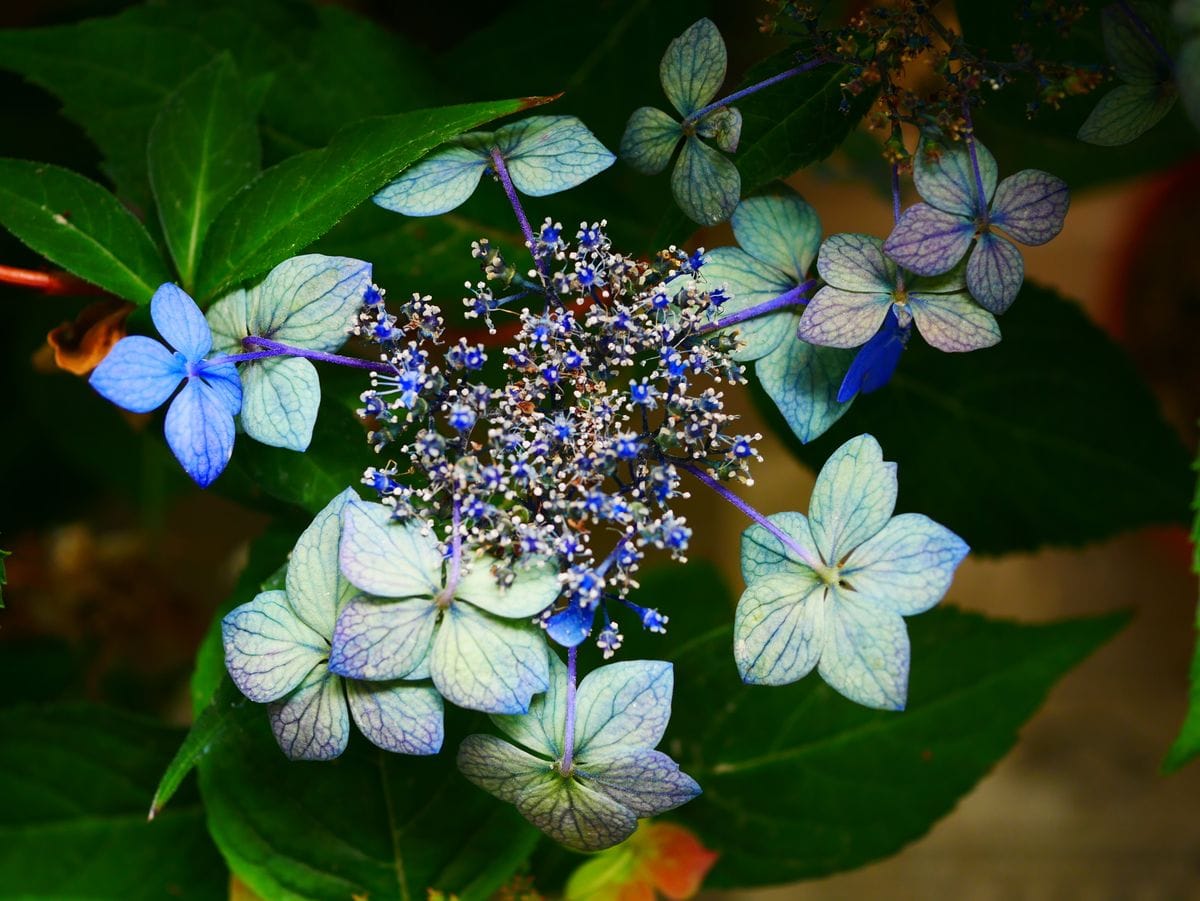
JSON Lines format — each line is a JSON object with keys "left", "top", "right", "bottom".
{"left": 489, "top": 147, "right": 550, "bottom": 283}
{"left": 1117, "top": 0, "right": 1175, "bottom": 71}
{"left": 442, "top": 497, "right": 464, "bottom": 601}
{"left": 561, "top": 644, "right": 579, "bottom": 776}
{"left": 890, "top": 163, "right": 902, "bottom": 225}
{"left": 692, "top": 280, "right": 815, "bottom": 336}
{"left": 684, "top": 58, "right": 828, "bottom": 126}
{"left": 961, "top": 100, "right": 989, "bottom": 218}
{"left": 223, "top": 336, "right": 396, "bottom": 374}
{"left": 679, "top": 461, "right": 823, "bottom": 569}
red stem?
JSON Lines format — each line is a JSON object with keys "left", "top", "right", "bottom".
{"left": 0, "top": 265, "right": 102, "bottom": 296}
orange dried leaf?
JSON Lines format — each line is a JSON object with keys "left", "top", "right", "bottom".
{"left": 45, "top": 298, "right": 135, "bottom": 375}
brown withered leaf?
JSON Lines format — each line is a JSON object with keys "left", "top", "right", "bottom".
{"left": 45, "top": 298, "right": 135, "bottom": 375}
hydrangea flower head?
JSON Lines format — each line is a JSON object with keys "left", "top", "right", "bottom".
{"left": 734, "top": 434, "right": 968, "bottom": 709}
{"left": 458, "top": 656, "right": 700, "bottom": 851}
{"left": 799, "top": 233, "right": 1000, "bottom": 354}
{"left": 221, "top": 489, "right": 444, "bottom": 759}
{"left": 882, "top": 135, "right": 1069, "bottom": 314}
{"left": 89, "top": 283, "right": 241, "bottom": 487}
{"left": 331, "top": 499, "right": 561, "bottom": 714}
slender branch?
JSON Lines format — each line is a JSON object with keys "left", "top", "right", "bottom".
{"left": 229, "top": 336, "right": 395, "bottom": 374}
{"left": 489, "top": 147, "right": 550, "bottom": 282}
{"left": 678, "top": 461, "right": 823, "bottom": 569}
{"left": 684, "top": 58, "right": 828, "bottom": 126}
{"left": 1117, "top": 0, "right": 1174, "bottom": 71}
{"left": 691, "top": 280, "right": 815, "bottom": 336}
{"left": 0, "top": 264, "right": 100, "bottom": 296}
{"left": 561, "top": 645, "right": 579, "bottom": 775}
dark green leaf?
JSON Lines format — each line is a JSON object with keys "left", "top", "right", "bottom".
{"left": 148, "top": 53, "right": 261, "bottom": 291}
{"left": 0, "top": 12, "right": 219, "bottom": 203}
{"left": 195, "top": 96, "right": 550, "bottom": 301}
{"left": 762, "top": 283, "right": 1192, "bottom": 554}
{"left": 0, "top": 703, "right": 226, "bottom": 899}
{"left": 0, "top": 159, "right": 172, "bottom": 304}
{"left": 735, "top": 54, "right": 876, "bottom": 195}
{"left": 618, "top": 565, "right": 1124, "bottom": 887}
{"left": 199, "top": 699, "right": 540, "bottom": 901}
{"left": 1163, "top": 450, "right": 1200, "bottom": 772}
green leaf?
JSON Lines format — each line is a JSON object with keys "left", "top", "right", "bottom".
{"left": 0, "top": 703, "right": 226, "bottom": 899}
{"left": 199, "top": 700, "right": 540, "bottom": 901}
{"left": 194, "top": 96, "right": 549, "bottom": 301}
{"left": 1163, "top": 450, "right": 1200, "bottom": 772}
{"left": 618, "top": 565, "right": 1124, "bottom": 887}
{"left": 148, "top": 53, "right": 262, "bottom": 291}
{"left": 0, "top": 11, "right": 220, "bottom": 202}
{"left": 0, "top": 159, "right": 172, "bottom": 304}
{"left": 735, "top": 54, "right": 876, "bottom": 195}
{"left": 763, "top": 282, "right": 1192, "bottom": 554}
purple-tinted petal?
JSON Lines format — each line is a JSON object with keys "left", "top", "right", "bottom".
{"left": 328, "top": 596, "right": 437, "bottom": 681}
{"left": 268, "top": 669, "right": 350, "bottom": 761}
{"left": 345, "top": 679, "right": 444, "bottom": 756}
{"left": 966, "top": 232, "right": 1024, "bottom": 314}
{"left": 797, "top": 286, "right": 892, "bottom": 349}
{"left": 989, "top": 170, "right": 1069, "bottom": 246}
{"left": 913, "top": 134, "right": 996, "bottom": 217}
{"left": 164, "top": 378, "right": 236, "bottom": 488}
{"left": 89, "top": 336, "right": 183, "bottom": 413}
{"left": 815, "top": 233, "right": 895, "bottom": 293}
{"left": 221, "top": 589, "right": 326, "bottom": 703}
{"left": 906, "top": 291, "right": 1001, "bottom": 352}
{"left": 579, "top": 748, "right": 701, "bottom": 817}
{"left": 882, "top": 204, "right": 974, "bottom": 277}
{"left": 837, "top": 310, "right": 909, "bottom": 402}
{"left": 197, "top": 358, "right": 242, "bottom": 416}
{"left": 150, "top": 283, "right": 211, "bottom": 360}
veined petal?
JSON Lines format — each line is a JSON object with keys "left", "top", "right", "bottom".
{"left": 345, "top": 679, "right": 444, "bottom": 756}
{"left": 913, "top": 134, "right": 997, "bottom": 217}
{"left": 89, "top": 336, "right": 183, "bottom": 413}
{"left": 702, "top": 246, "right": 796, "bottom": 362}
{"left": 327, "top": 596, "right": 437, "bottom": 681}
{"left": 268, "top": 668, "right": 350, "bottom": 761}
{"left": 816, "top": 233, "right": 895, "bottom": 293}
{"left": 164, "top": 378, "right": 236, "bottom": 488}
{"left": 222, "top": 589, "right": 327, "bottom": 703}
{"left": 432, "top": 602, "right": 549, "bottom": 714}
{"left": 989, "top": 170, "right": 1069, "bottom": 246}
{"left": 882, "top": 205, "right": 974, "bottom": 277}
{"left": 287, "top": 487, "right": 359, "bottom": 639}
{"left": 797, "top": 286, "right": 892, "bottom": 349}
{"left": 620, "top": 106, "right": 682, "bottom": 176}
{"left": 808, "top": 434, "right": 897, "bottom": 564}
{"left": 660, "top": 18, "right": 726, "bottom": 117}
{"left": 756, "top": 336, "right": 856, "bottom": 444}
{"left": 734, "top": 571, "right": 827, "bottom": 685}
{"left": 373, "top": 144, "right": 489, "bottom": 216}
{"left": 731, "top": 192, "right": 821, "bottom": 283}
{"left": 457, "top": 734, "right": 638, "bottom": 853}
{"left": 740, "top": 511, "right": 823, "bottom": 581}
{"left": 696, "top": 105, "right": 741, "bottom": 153}
{"left": 819, "top": 592, "right": 910, "bottom": 710}
{"left": 205, "top": 287, "right": 250, "bottom": 355}
{"left": 493, "top": 648, "right": 568, "bottom": 759}
{"left": 238, "top": 356, "right": 317, "bottom": 451}
{"left": 151, "top": 282, "right": 211, "bottom": 360}
{"left": 498, "top": 116, "right": 616, "bottom": 197}
{"left": 966, "top": 232, "right": 1024, "bottom": 314}
{"left": 338, "top": 500, "right": 443, "bottom": 599}
{"left": 671, "top": 136, "right": 739, "bottom": 226}
{"left": 574, "top": 660, "right": 674, "bottom": 757}
{"left": 198, "top": 358, "right": 242, "bottom": 416}
{"left": 578, "top": 748, "right": 701, "bottom": 817}
{"left": 456, "top": 553, "right": 561, "bottom": 619}
{"left": 906, "top": 291, "right": 1001, "bottom": 352}
{"left": 253, "top": 254, "right": 373, "bottom": 352}
{"left": 843, "top": 513, "right": 969, "bottom": 616}
{"left": 1077, "top": 83, "right": 1178, "bottom": 146}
